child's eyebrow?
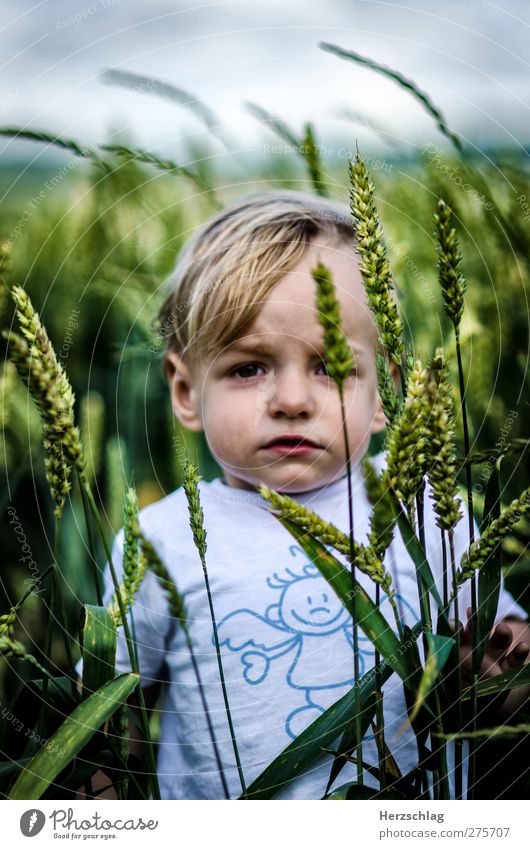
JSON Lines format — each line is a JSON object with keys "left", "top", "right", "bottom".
{"left": 220, "top": 339, "right": 369, "bottom": 359}
{"left": 223, "top": 341, "right": 269, "bottom": 355}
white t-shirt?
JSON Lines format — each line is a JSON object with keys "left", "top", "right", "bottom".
{"left": 78, "top": 454, "right": 527, "bottom": 800}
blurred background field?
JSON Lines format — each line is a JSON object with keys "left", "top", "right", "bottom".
{"left": 1, "top": 17, "right": 530, "bottom": 794}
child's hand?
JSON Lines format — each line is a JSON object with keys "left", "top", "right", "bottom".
{"left": 454, "top": 608, "right": 529, "bottom": 685}
{"left": 450, "top": 608, "right": 530, "bottom": 718}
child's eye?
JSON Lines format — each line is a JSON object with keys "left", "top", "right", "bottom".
{"left": 229, "top": 363, "right": 265, "bottom": 379}
{"left": 317, "top": 360, "right": 356, "bottom": 378}
{"left": 229, "top": 361, "right": 356, "bottom": 380}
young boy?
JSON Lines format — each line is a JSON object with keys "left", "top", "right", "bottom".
{"left": 86, "top": 191, "right": 530, "bottom": 800}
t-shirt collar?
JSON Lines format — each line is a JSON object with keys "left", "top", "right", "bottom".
{"left": 208, "top": 466, "right": 363, "bottom": 505}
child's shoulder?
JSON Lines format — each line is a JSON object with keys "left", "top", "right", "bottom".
{"left": 137, "top": 481, "right": 187, "bottom": 530}
{"left": 135, "top": 476, "right": 256, "bottom": 540}
{"left": 366, "top": 450, "right": 387, "bottom": 476}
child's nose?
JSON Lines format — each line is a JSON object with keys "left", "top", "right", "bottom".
{"left": 266, "top": 367, "right": 316, "bottom": 418}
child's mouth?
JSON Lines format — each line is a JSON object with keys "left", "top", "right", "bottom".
{"left": 262, "top": 436, "right": 322, "bottom": 455}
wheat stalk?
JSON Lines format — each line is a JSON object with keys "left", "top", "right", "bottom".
{"left": 376, "top": 352, "right": 400, "bottom": 427}
{"left": 107, "top": 488, "right": 146, "bottom": 628}
{"left": 0, "top": 240, "right": 11, "bottom": 318}
{"left": 434, "top": 200, "right": 467, "bottom": 333}
{"left": 361, "top": 462, "right": 396, "bottom": 598}
{"left": 5, "top": 331, "right": 74, "bottom": 517}
{"left": 0, "top": 362, "right": 17, "bottom": 434}
{"left": 108, "top": 700, "right": 130, "bottom": 800}
{"left": 384, "top": 359, "right": 427, "bottom": 507}
{"left": 80, "top": 392, "right": 105, "bottom": 487}
{"left": 100, "top": 144, "right": 220, "bottom": 206}
{"left": 312, "top": 260, "right": 355, "bottom": 391}
{"left": 302, "top": 122, "right": 328, "bottom": 196}
{"left": 180, "top": 450, "right": 245, "bottom": 796}
{"left": 456, "top": 488, "right": 530, "bottom": 587}
{"left": 422, "top": 350, "right": 464, "bottom": 797}
{"left": 2, "top": 292, "right": 162, "bottom": 798}
{"left": 0, "top": 634, "right": 53, "bottom": 679}
{"left": 433, "top": 197, "right": 476, "bottom": 798}
{"left": 259, "top": 484, "right": 391, "bottom": 591}
{"left": 105, "top": 436, "right": 128, "bottom": 534}
{"left": 423, "top": 350, "right": 462, "bottom": 533}
{"left": 138, "top": 534, "right": 186, "bottom": 622}
{"left": 312, "top": 255, "right": 364, "bottom": 782}
{"left": 349, "top": 152, "right": 404, "bottom": 365}
{"left": 3, "top": 286, "right": 85, "bottom": 517}
{"left": 138, "top": 530, "right": 229, "bottom": 798}
{"left": 0, "top": 610, "right": 16, "bottom": 637}
{"left": 182, "top": 458, "right": 208, "bottom": 564}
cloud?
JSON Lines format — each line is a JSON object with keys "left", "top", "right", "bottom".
{"left": 1, "top": 0, "right": 528, "bottom": 161}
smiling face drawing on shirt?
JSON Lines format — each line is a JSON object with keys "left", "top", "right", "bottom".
{"left": 217, "top": 553, "right": 419, "bottom": 740}
{"left": 276, "top": 573, "right": 349, "bottom": 636}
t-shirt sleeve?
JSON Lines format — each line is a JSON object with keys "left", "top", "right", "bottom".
{"left": 75, "top": 528, "right": 170, "bottom": 685}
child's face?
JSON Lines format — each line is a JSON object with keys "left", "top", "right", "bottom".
{"left": 166, "top": 237, "right": 386, "bottom": 494}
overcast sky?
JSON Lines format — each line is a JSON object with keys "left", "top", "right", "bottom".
{"left": 1, "top": 0, "right": 529, "bottom": 165}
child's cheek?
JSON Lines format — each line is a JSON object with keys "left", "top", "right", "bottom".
{"left": 230, "top": 415, "right": 252, "bottom": 448}
{"left": 206, "top": 396, "right": 250, "bottom": 458}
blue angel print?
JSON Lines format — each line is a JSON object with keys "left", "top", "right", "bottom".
{"left": 217, "top": 544, "right": 416, "bottom": 739}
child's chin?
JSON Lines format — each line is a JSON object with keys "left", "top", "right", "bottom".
{"left": 262, "top": 469, "right": 328, "bottom": 495}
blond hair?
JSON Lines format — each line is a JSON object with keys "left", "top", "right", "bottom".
{"left": 157, "top": 190, "right": 356, "bottom": 365}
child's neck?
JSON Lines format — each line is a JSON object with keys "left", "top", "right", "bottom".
{"left": 219, "top": 470, "right": 352, "bottom": 498}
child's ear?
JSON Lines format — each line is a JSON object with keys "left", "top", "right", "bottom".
{"left": 371, "top": 395, "right": 387, "bottom": 434}
{"left": 163, "top": 351, "right": 203, "bottom": 432}
{"left": 389, "top": 358, "right": 400, "bottom": 393}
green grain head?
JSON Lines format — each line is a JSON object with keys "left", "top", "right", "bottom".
{"left": 363, "top": 460, "right": 396, "bottom": 558}
{"left": 423, "top": 349, "right": 462, "bottom": 533}
{"left": 349, "top": 152, "right": 404, "bottom": 364}
{"left": 139, "top": 533, "right": 187, "bottom": 624}
{"left": 376, "top": 352, "right": 400, "bottom": 427}
{"left": 2, "top": 286, "right": 85, "bottom": 516}
{"left": 456, "top": 488, "right": 530, "bottom": 586}
{"left": 108, "top": 486, "right": 146, "bottom": 628}
{"left": 182, "top": 456, "right": 207, "bottom": 565}
{"left": 434, "top": 199, "right": 466, "bottom": 333}
{"left": 312, "top": 260, "right": 356, "bottom": 393}
{"left": 302, "top": 122, "right": 328, "bottom": 197}
{"left": 384, "top": 358, "right": 427, "bottom": 506}
{"left": 259, "top": 484, "right": 389, "bottom": 589}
